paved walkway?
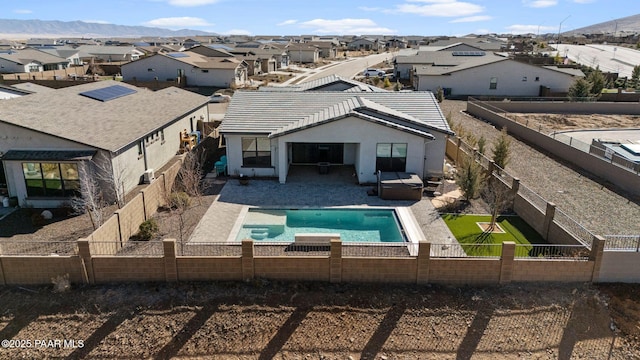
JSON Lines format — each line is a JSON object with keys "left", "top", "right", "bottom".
{"left": 189, "top": 166, "right": 456, "bottom": 247}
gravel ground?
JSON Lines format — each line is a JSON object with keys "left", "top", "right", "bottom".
{"left": 441, "top": 100, "right": 640, "bottom": 236}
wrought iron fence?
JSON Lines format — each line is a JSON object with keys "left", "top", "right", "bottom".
{"left": 253, "top": 242, "right": 330, "bottom": 257}
{"left": 515, "top": 244, "right": 590, "bottom": 260}
{"left": 89, "top": 241, "right": 164, "bottom": 257}
{"left": 430, "top": 243, "right": 502, "bottom": 258}
{"left": 178, "top": 242, "right": 243, "bottom": 257}
{"left": 343, "top": 242, "right": 418, "bottom": 257}
{"left": 604, "top": 235, "right": 640, "bottom": 251}
{"left": 0, "top": 241, "right": 78, "bottom": 256}
{"left": 517, "top": 183, "right": 547, "bottom": 212}
{"left": 552, "top": 209, "right": 595, "bottom": 249}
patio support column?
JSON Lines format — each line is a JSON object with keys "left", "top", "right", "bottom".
{"left": 278, "top": 139, "right": 288, "bottom": 184}
{"left": 329, "top": 239, "right": 342, "bottom": 283}
{"left": 416, "top": 242, "right": 431, "bottom": 285}
{"left": 242, "top": 239, "right": 255, "bottom": 281}
{"left": 499, "top": 241, "right": 515, "bottom": 284}
{"left": 590, "top": 235, "right": 606, "bottom": 282}
{"left": 0, "top": 244, "right": 6, "bottom": 285}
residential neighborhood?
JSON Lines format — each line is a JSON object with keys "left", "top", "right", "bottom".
{"left": 1, "top": 8, "right": 640, "bottom": 359}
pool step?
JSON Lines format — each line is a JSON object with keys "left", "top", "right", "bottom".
{"left": 250, "top": 228, "right": 269, "bottom": 240}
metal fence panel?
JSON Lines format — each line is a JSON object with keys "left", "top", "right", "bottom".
{"left": 553, "top": 209, "right": 595, "bottom": 248}
{"left": 0, "top": 241, "right": 78, "bottom": 256}
{"left": 604, "top": 235, "right": 640, "bottom": 251}
{"left": 179, "top": 242, "right": 243, "bottom": 256}
{"left": 430, "top": 243, "right": 502, "bottom": 258}
{"left": 515, "top": 244, "right": 590, "bottom": 260}
{"left": 89, "top": 241, "right": 164, "bottom": 257}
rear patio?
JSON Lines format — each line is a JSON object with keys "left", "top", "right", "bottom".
{"left": 188, "top": 166, "right": 457, "bottom": 246}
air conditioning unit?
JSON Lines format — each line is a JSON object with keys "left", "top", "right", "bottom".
{"left": 143, "top": 169, "right": 155, "bottom": 184}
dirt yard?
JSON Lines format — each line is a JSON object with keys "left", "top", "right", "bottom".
{"left": 0, "top": 281, "right": 639, "bottom": 359}
{"left": 511, "top": 113, "right": 640, "bottom": 131}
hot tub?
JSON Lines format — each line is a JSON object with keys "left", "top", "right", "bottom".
{"left": 377, "top": 172, "right": 423, "bottom": 201}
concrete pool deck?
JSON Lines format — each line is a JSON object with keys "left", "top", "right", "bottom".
{"left": 189, "top": 170, "right": 457, "bottom": 249}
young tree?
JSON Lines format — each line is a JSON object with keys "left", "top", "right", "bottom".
{"left": 587, "top": 66, "right": 606, "bottom": 95}
{"left": 492, "top": 127, "right": 511, "bottom": 170}
{"left": 455, "top": 155, "right": 482, "bottom": 201}
{"left": 481, "top": 177, "right": 513, "bottom": 232}
{"left": 70, "top": 164, "right": 106, "bottom": 230}
{"left": 632, "top": 65, "right": 640, "bottom": 81}
{"left": 567, "top": 78, "right": 591, "bottom": 101}
{"left": 175, "top": 151, "right": 208, "bottom": 205}
{"left": 477, "top": 136, "right": 487, "bottom": 155}
{"left": 436, "top": 86, "right": 444, "bottom": 103}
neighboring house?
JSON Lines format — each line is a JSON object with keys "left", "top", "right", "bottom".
{"left": 305, "top": 41, "right": 338, "bottom": 59}
{"left": 286, "top": 44, "right": 320, "bottom": 64}
{"left": 412, "top": 52, "right": 584, "bottom": 96}
{"left": 394, "top": 43, "right": 488, "bottom": 80}
{"left": 347, "top": 37, "right": 381, "bottom": 51}
{"left": 0, "top": 48, "right": 70, "bottom": 73}
{"left": 0, "top": 81, "right": 209, "bottom": 208}
{"left": 219, "top": 91, "right": 453, "bottom": 184}
{"left": 37, "top": 45, "right": 82, "bottom": 65}
{"left": 75, "top": 45, "right": 144, "bottom": 63}
{"left": 385, "top": 37, "right": 408, "bottom": 49}
{"left": 259, "top": 75, "right": 387, "bottom": 92}
{"left": 121, "top": 51, "right": 248, "bottom": 88}
{"left": 251, "top": 47, "right": 289, "bottom": 70}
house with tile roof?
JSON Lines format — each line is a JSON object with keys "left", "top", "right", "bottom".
{"left": 219, "top": 91, "right": 453, "bottom": 184}
{"left": 0, "top": 81, "right": 209, "bottom": 207}
{"left": 121, "top": 51, "right": 248, "bottom": 88}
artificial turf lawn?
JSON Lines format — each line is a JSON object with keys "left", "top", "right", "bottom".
{"left": 441, "top": 214, "right": 547, "bottom": 257}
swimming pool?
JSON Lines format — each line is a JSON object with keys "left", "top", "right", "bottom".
{"left": 234, "top": 208, "right": 406, "bottom": 242}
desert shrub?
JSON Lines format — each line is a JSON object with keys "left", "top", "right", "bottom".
{"left": 51, "top": 274, "right": 71, "bottom": 293}
{"left": 169, "top": 191, "right": 191, "bottom": 209}
{"left": 137, "top": 219, "right": 159, "bottom": 241}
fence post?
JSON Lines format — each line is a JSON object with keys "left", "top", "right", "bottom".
{"left": 487, "top": 159, "right": 496, "bottom": 177}
{"left": 589, "top": 235, "right": 606, "bottom": 282}
{"left": 0, "top": 243, "right": 5, "bottom": 285}
{"left": 500, "top": 241, "right": 516, "bottom": 284}
{"left": 416, "top": 242, "right": 431, "bottom": 285}
{"left": 77, "top": 238, "right": 95, "bottom": 285}
{"left": 511, "top": 177, "right": 520, "bottom": 198}
{"left": 543, "top": 202, "right": 556, "bottom": 241}
{"left": 456, "top": 137, "right": 463, "bottom": 164}
{"left": 241, "top": 239, "right": 255, "bottom": 281}
{"left": 163, "top": 239, "right": 178, "bottom": 282}
{"left": 329, "top": 239, "right": 342, "bottom": 283}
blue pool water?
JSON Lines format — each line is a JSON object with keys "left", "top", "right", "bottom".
{"left": 235, "top": 208, "right": 406, "bottom": 242}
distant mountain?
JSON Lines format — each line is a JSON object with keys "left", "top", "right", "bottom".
{"left": 565, "top": 14, "right": 640, "bottom": 35}
{"left": 0, "top": 19, "right": 216, "bottom": 38}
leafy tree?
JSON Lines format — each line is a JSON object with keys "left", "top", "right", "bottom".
{"left": 567, "top": 78, "right": 591, "bottom": 101}
{"left": 492, "top": 128, "right": 511, "bottom": 170}
{"left": 553, "top": 52, "right": 562, "bottom": 65}
{"left": 455, "top": 155, "right": 482, "bottom": 201}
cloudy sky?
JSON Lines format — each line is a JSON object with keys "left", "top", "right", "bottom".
{"left": 8, "top": 0, "right": 634, "bottom": 36}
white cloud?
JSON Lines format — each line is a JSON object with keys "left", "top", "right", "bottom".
{"left": 358, "top": 6, "right": 383, "bottom": 11}
{"left": 572, "top": 0, "right": 595, "bottom": 3}
{"left": 506, "top": 24, "right": 556, "bottom": 34}
{"left": 277, "top": 19, "right": 298, "bottom": 26}
{"left": 450, "top": 15, "right": 492, "bottom": 23}
{"left": 144, "top": 17, "right": 213, "bottom": 28}
{"left": 522, "top": 0, "right": 558, "bottom": 8}
{"left": 83, "top": 20, "right": 111, "bottom": 24}
{"left": 298, "top": 18, "right": 396, "bottom": 35}
{"left": 396, "top": 0, "right": 484, "bottom": 17}
{"left": 13, "top": 9, "right": 32, "bottom": 14}
{"left": 221, "top": 29, "right": 252, "bottom": 35}
{"left": 166, "top": 0, "right": 220, "bottom": 6}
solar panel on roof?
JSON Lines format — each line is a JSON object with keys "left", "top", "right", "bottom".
{"left": 79, "top": 85, "right": 137, "bottom": 102}
{"left": 167, "top": 52, "right": 188, "bottom": 58}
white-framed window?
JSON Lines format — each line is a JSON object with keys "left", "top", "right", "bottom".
{"left": 489, "top": 77, "right": 498, "bottom": 90}
{"left": 22, "top": 162, "right": 80, "bottom": 198}
{"left": 376, "top": 143, "right": 407, "bottom": 172}
{"left": 242, "top": 137, "right": 271, "bottom": 167}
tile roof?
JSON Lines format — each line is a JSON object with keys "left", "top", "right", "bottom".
{"left": 220, "top": 91, "right": 452, "bottom": 137}
{"left": 160, "top": 51, "right": 245, "bottom": 69}
{"left": 0, "top": 80, "right": 208, "bottom": 152}
{"left": 1, "top": 150, "right": 96, "bottom": 161}
{"left": 259, "top": 75, "right": 387, "bottom": 93}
